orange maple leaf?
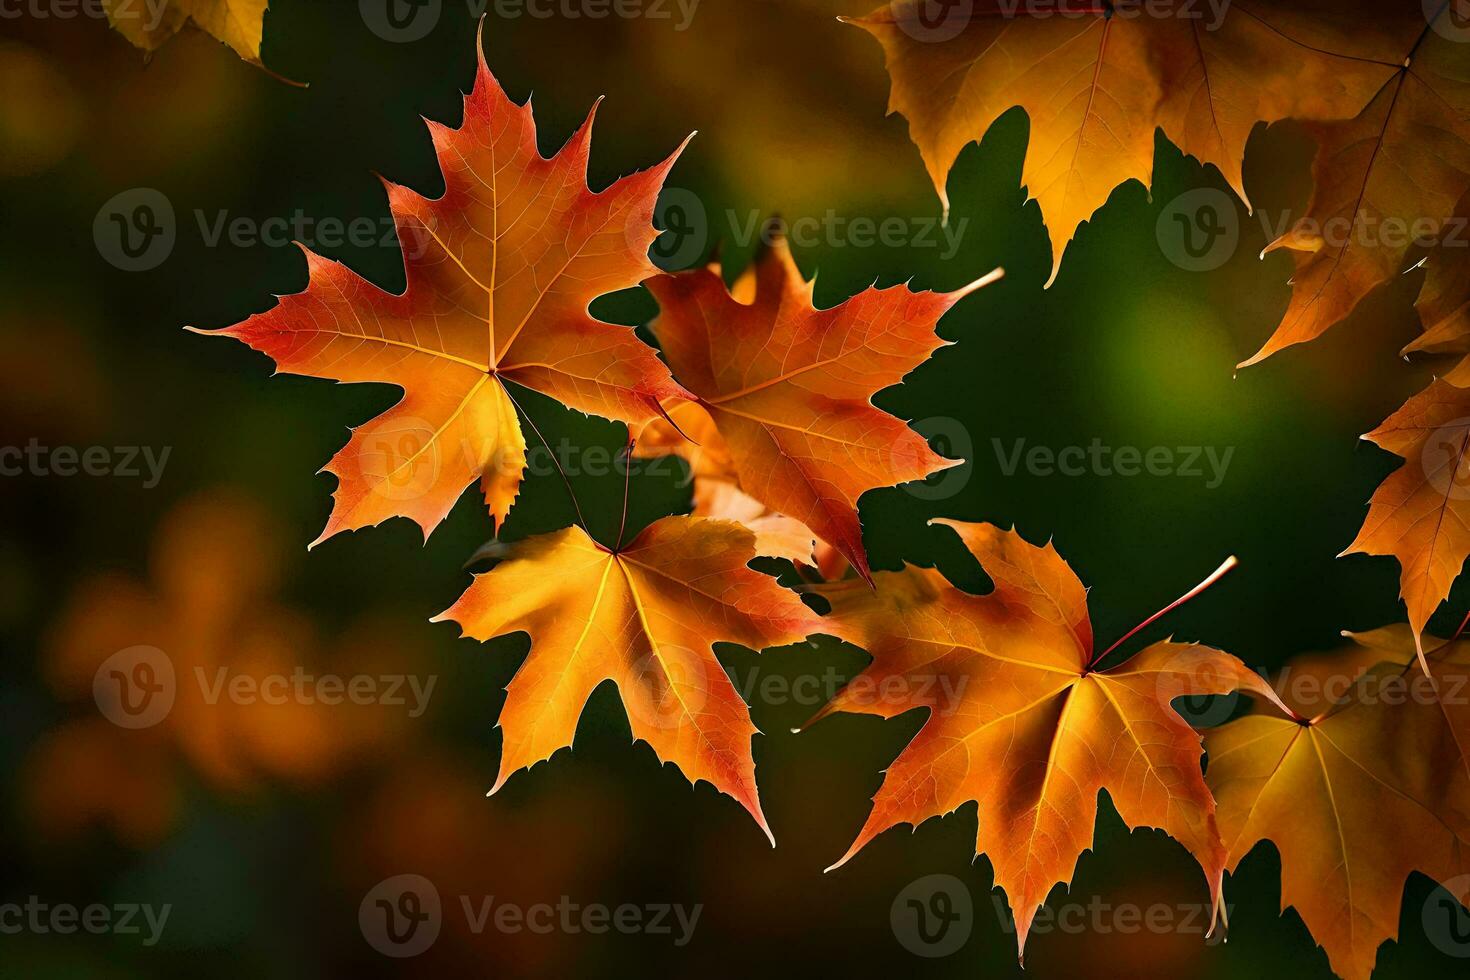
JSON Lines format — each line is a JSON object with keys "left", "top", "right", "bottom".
{"left": 102, "top": 0, "right": 275, "bottom": 72}
{"left": 1403, "top": 189, "right": 1470, "bottom": 374}
{"left": 1205, "top": 627, "right": 1470, "bottom": 980}
{"left": 189, "top": 35, "right": 691, "bottom": 546}
{"left": 1345, "top": 379, "right": 1470, "bottom": 664}
{"left": 812, "top": 519, "right": 1284, "bottom": 958}
{"left": 434, "top": 515, "right": 828, "bottom": 842}
{"left": 633, "top": 398, "right": 820, "bottom": 567}
{"left": 848, "top": 0, "right": 1406, "bottom": 284}
{"left": 644, "top": 229, "right": 998, "bottom": 581}
{"left": 1245, "top": 4, "right": 1470, "bottom": 365}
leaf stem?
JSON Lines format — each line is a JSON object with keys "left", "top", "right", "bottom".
{"left": 1089, "top": 556, "right": 1238, "bottom": 669}
{"left": 614, "top": 432, "right": 635, "bottom": 552}
{"left": 500, "top": 381, "right": 593, "bottom": 539}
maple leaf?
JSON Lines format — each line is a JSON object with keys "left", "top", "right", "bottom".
{"left": 811, "top": 519, "right": 1283, "bottom": 957}
{"left": 1403, "top": 190, "right": 1470, "bottom": 373}
{"left": 433, "top": 515, "right": 828, "bottom": 842}
{"left": 848, "top": 0, "right": 1406, "bottom": 284}
{"left": 1204, "top": 628, "right": 1470, "bottom": 980}
{"left": 189, "top": 37, "right": 691, "bottom": 546}
{"left": 634, "top": 398, "right": 818, "bottom": 567}
{"left": 644, "top": 228, "right": 999, "bottom": 581}
{"left": 693, "top": 479, "right": 818, "bottom": 568}
{"left": 1344, "top": 379, "right": 1470, "bottom": 664}
{"left": 102, "top": 0, "right": 275, "bottom": 71}
{"left": 1244, "top": 5, "right": 1470, "bottom": 365}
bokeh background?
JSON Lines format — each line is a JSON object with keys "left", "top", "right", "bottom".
{"left": 1, "top": 1, "right": 1467, "bottom": 977}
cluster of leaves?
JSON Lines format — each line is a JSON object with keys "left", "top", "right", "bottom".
{"left": 846, "top": 1, "right": 1470, "bottom": 976}
{"left": 176, "top": 9, "right": 1470, "bottom": 980}
{"left": 856, "top": 0, "right": 1470, "bottom": 654}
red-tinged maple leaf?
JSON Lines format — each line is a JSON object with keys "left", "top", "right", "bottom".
{"left": 644, "top": 228, "right": 1000, "bottom": 581}
{"left": 189, "top": 32, "right": 691, "bottom": 546}
{"left": 810, "top": 520, "right": 1287, "bottom": 958}
{"left": 434, "top": 515, "right": 828, "bottom": 842}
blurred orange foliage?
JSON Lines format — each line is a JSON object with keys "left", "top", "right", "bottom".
{"left": 27, "top": 490, "right": 429, "bottom": 847}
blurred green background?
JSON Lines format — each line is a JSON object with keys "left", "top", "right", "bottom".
{"left": 1, "top": 1, "right": 1465, "bottom": 977}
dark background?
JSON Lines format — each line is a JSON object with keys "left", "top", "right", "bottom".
{"left": 0, "top": 1, "right": 1464, "bottom": 976}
